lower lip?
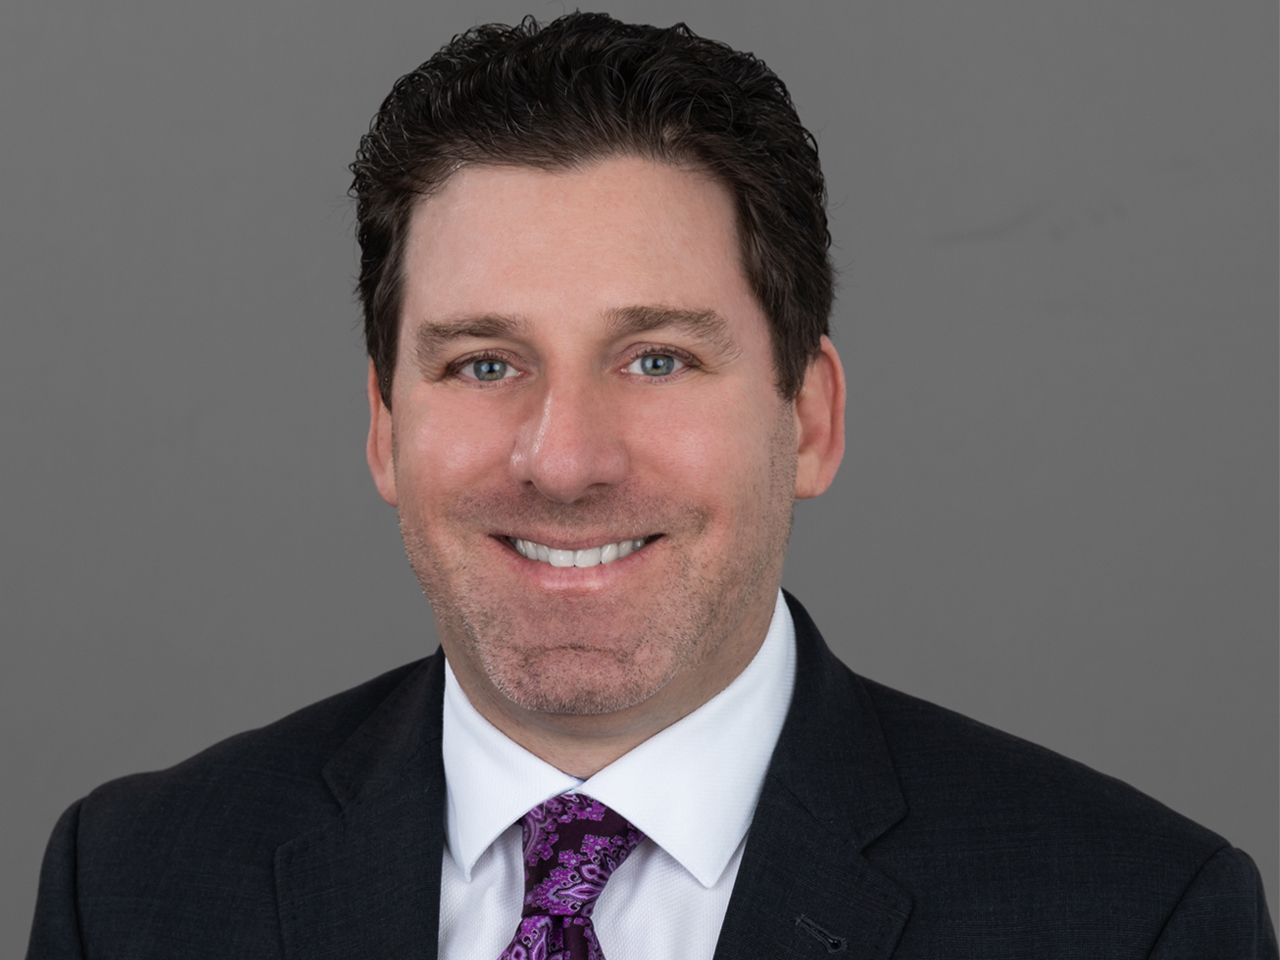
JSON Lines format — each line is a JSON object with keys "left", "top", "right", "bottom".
{"left": 491, "top": 535, "right": 660, "bottom": 592}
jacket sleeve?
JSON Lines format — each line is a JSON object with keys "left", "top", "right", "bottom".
{"left": 1148, "top": 845, "right": 1279, "bottom": 960}
{"left": 25, "top": 798, "right": 88, "bottom": 960}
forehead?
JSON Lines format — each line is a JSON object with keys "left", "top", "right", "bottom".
{"left": 398, "top": 156, "right": 764, "bottom": 338}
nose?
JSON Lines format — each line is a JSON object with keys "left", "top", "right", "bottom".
{"left": 509, "top": 376, "right": 630, "bottom": 503}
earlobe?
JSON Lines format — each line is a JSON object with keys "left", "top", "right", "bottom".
{"left": 365, "top": 360, "right": 398, "bottom": 507}
{"left": 793, "top": 335, "right": 846, "bottom": 500}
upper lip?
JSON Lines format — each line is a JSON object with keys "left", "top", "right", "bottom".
{"left": 496, "top": 532, "right": 660, "bottom": 551}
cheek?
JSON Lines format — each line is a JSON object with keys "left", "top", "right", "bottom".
{"left": 632, "top": 391, "right": 778, "bottom": 506}
{"left": 394, "top": 400, "right": 510, "bottom": 498}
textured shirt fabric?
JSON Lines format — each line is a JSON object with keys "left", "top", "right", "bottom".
{"left": 438, "top": 589, "right": 797, "bottom": 960}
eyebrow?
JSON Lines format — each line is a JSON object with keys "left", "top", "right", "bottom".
{"left": 412, "top": 304, "right": 739, "bottom": 370}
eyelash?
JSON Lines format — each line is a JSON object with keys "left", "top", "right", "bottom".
{"left": 443, "top": 346, "right": 702, "bottom": 386}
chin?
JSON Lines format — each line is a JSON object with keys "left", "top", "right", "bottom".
{"left": 479, "top": 637, "right": 685, "bottom": 717}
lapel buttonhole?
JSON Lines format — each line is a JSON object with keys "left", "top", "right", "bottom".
{"left": 795, "top": 913, "right": 848, "bottom": 953}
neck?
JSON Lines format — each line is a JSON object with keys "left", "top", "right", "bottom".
{"left": 479, "top": 710, "right": 676, "bottom": 779}
{"left": 445, "top": 597, "right": 776, "bottom": 778}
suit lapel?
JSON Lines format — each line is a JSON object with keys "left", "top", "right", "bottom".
{"left": 713, "top": 591, "right": 913, "bottom": 959}
{"left": 275, "top": 652, "right": 448, "bottom": 960}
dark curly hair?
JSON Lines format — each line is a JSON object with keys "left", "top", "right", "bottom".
{"left": 350, "top": 11, "right": 834, "bottom": 407}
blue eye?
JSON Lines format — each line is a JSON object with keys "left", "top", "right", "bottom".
{"left": 468, "top": 358, "right": 510, "bottom": 381}
{"left": 628, "top": 353, "right": 683, "bottom": 377}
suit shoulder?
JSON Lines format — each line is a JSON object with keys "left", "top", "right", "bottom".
{"left": 856, "top": 673, "right": 1229, "bottom": 859}
{"left": 79, "top": 656, "right": 432, "bottom": 837}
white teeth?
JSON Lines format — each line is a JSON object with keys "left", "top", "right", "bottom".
{"left": 574, "top": 547, "right": 602, "bottom": 567}
{"left": 510, "top": 536, "right": 652, "bottom": 567}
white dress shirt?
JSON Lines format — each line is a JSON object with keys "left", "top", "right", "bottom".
{"left": 438, "top": 589, "right": 797, "bottom": 960}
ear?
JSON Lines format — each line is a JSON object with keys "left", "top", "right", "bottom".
{"left": 793, "top": 335, "right": 846, "bottom": 499}
{"left": 366, "top": 359, "right": 398, "bottom": 507}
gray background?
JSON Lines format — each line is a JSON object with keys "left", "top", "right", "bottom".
{"left": 3, "top": 0, "right": 1276, "bottom": 948}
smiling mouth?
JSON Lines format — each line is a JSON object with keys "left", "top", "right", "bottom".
{"left": 500, "top": 534, "right": 662, "bottom": 569}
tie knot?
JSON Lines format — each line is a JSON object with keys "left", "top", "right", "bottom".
{"left": 519, "top": 792, "right": 644, "bottom": 919}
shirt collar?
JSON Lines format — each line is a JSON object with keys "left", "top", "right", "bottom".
{"left": 441, "top": 589, "right": 797, "bottom": 888}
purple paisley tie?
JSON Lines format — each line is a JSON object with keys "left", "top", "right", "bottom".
{"left": 497, "top": 792, "right": 645, "bottom": 960}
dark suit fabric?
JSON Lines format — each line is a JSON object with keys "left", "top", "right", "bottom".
{"left": 28, "top": 592, "right": 1277, "bottom": 958}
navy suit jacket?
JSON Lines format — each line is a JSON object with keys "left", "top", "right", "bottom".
{"left": 27, "top": 592, "right": 1278, "bottom": 958}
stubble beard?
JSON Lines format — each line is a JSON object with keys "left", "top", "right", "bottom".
{"left": 396, "top": 420, "right": 797, "bottom": 718}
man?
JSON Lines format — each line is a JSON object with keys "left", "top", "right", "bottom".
{"left": 26, "top": 12, "right": 1276, "bottom": 959}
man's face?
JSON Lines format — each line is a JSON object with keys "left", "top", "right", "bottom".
{"left": 367, "top": 155, "right": 836, "bottom": 725}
